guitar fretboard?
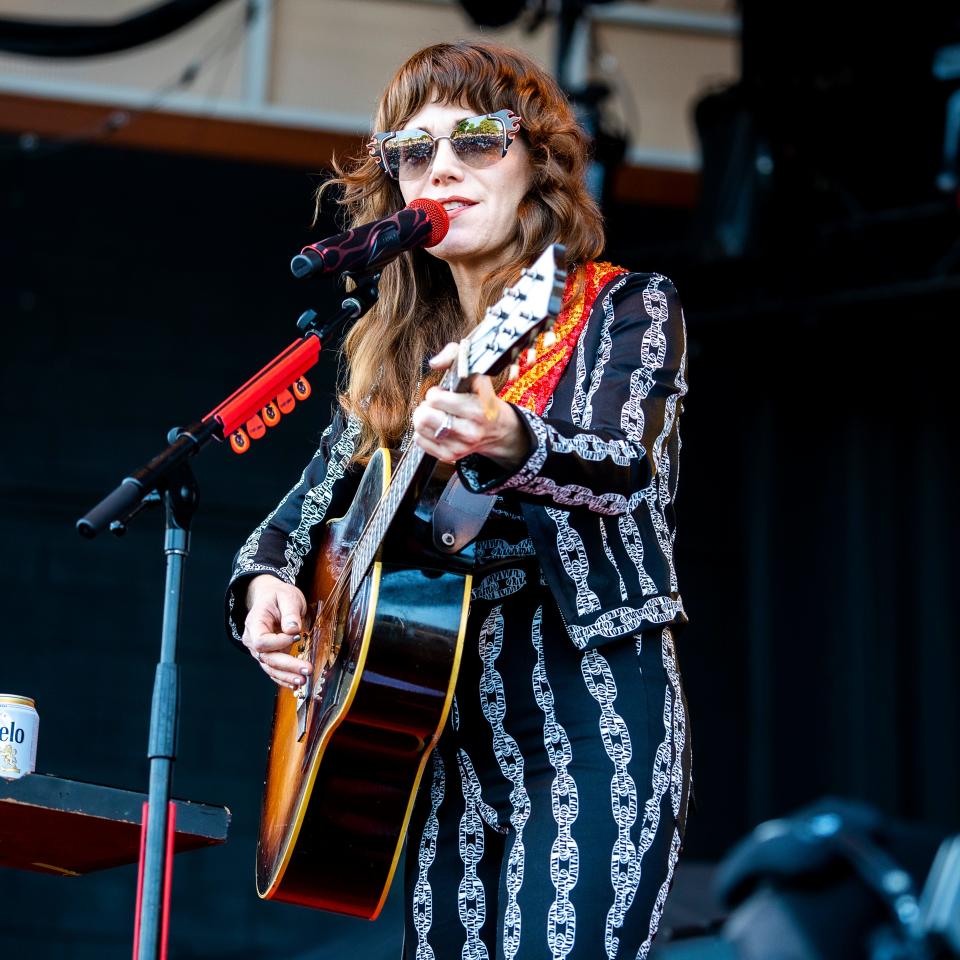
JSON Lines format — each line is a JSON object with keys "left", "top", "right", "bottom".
{"left": 348, "top": 428, "right": 429, "bottom": 596}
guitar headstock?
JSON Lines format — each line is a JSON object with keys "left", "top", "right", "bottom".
{"left": 458, "top": 244, "right": 566, "bottom": 380}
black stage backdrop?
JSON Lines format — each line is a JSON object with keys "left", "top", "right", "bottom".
{"left": 1, "top": 137, "right": 957, "bottom": 957}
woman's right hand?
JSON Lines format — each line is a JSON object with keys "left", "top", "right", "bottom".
{"left": 242, "top": 574, "right": 312, "bottom": 689}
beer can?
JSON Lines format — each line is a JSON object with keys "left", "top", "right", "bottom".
{"left": 0, "top": 694, "right": 39, "bottom": 780}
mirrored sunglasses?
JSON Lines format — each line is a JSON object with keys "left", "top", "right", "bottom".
{"left": 368, "top": 109, "right": 522, "bottom": 181}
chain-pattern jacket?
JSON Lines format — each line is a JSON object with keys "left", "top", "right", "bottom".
{"left": 225, "top": 271, "right": 688, "bottom": 652}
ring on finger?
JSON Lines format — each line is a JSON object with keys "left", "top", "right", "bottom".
{"left": 434, "top": 412, "right": 455, "bottom": 440}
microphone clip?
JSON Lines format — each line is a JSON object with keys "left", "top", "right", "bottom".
{"left": 296, "top": 272, "right": 381, "bottom": 340}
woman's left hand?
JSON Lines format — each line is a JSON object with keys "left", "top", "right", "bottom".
{"left": 412, "top": 341, "right": 530, "bottom": 469}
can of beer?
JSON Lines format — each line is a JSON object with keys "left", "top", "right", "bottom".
{"left": 0, "top": 694, "right": 39, "bottom": 780}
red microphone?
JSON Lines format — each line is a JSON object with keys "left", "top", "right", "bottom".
{"left": 290, "top": 198, "right": 449, "bottom": 279}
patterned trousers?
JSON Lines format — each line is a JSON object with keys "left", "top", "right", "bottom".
{"left": 402, "top": 581, "right": 691, "bottom": 960}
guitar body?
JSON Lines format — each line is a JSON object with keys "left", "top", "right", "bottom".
{"left": 256, "top": 448, "right": 472, "bottom": 918}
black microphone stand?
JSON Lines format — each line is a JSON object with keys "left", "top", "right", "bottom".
{"left": 135, "top": 456, "right": 197, "bottom": 960}
{"left": 76, "top": 277, "right": 380, "bottom": 960}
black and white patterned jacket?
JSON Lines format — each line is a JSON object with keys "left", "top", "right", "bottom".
{"left": 226, "top": 271, "right": 688, "bottom": 652}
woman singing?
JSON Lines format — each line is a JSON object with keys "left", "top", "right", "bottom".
{"left": 227, "top": 40, "right": 691, "bottom": 959}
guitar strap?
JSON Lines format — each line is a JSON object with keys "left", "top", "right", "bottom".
{"left": 432, "top": 471, "right": 500, "bottom": 553}
{"left": 432, "top": 262, "right": 627, "bottom": 555}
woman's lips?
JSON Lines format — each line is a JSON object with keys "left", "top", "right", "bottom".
{"left": 439, "top": 200, "right": 476, "bottom": 222}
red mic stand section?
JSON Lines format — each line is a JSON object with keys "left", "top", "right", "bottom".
{"left": 207, "top": 277, "right": 381, "bottom": 457}
{"left": 76, "top": 274, "right": 380, "bottom": 960}
{"left": 76, "top": 275, "right": 380, "bottom": 541}
{"left": 208, "top": 332, "right": 318, "bottom": 455}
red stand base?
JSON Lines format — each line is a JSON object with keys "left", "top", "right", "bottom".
{"left": 132, "top": 800, "right": 178, "bottom": 960}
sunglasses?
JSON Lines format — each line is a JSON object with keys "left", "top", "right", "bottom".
{"left": 368, "top": 109, "right": 522, "bottom": 181}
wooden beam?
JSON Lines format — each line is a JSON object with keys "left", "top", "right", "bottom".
{"left": 0, "top": 92, "right": 698, "bottom": 207}
{"left": 611, "top": 162, "right": 700, "bottom": 209}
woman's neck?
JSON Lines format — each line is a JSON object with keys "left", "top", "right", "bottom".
{"left": 447, "top": 261, "right": 482, "bottom": 325}
{"left": 454, "top": 275, "right": 480, "bottom": 323}
{"left": 446, "top": 244, "right": 518, "bottom": 325}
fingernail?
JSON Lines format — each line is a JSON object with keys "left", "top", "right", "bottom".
{"left": 300, "top": 667, "right": 310, "bottom": 675}
{"left": 284, "top": 619, "right": 299, "bottom": 630}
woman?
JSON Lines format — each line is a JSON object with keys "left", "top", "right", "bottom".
{"left": 227, "top": 40, "right": 691, "bottom": 959}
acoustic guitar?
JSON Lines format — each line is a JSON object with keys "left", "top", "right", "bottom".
{"left": 256, "top": 245, "right": 566, "bottom": 918}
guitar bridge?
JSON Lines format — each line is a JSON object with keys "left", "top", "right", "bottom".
{"left": 294, "top": 631, "right": 315, "bottom": 742}
{"left": 295, "top": 684, "right": 309, "bottom": 741}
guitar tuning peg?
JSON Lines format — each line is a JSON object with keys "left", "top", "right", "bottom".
{"left": 542, "top": 329, "right": 557, "bottom": 348}
{"left": 229, "top": 427, "right": 250, "bottom": 454}
{"left": 246, "top": 413, "right": 266, "bottom": 440}
{"left": 508, "top": 361, "right": 521, "bottom": 381}
{"left": 293, "top": 376, "right": 311, "bottom": 400}
{"left": 262, "top": 401, "right": 281, "bottom": 426}
{"left": 276, "top": 388, "right": 296, "bottom": 414}
{"left": 525, "top": 346, "right": 538, "bottom": 364}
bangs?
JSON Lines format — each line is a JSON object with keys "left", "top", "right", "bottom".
{"left": 377, "top": 43, "right": 528, "bottom": 130}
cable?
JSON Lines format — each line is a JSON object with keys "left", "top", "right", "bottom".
{"left": 0, "top": 0, "right": 232, "bottom": 58}
{"left": 1, "top": 0, "right": 256, "bottom": 160}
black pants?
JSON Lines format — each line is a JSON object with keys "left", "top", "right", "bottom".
{"left": 402, "top": 577, "right": 692, "bottom": 960}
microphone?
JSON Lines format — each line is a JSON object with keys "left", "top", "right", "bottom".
{"left": 290, "top": 198, "right": 449, "bottom": 279}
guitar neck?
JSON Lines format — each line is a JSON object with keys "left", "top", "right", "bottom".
{"left": 347, "top": 361, "right": 470, "bottom": 594}
{"left": 348, "top": 438, "right": 435, "bottom": 596}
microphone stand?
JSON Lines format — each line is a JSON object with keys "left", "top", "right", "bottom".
{"left": 76, "top": 276, "right": 380, "bottom": 960}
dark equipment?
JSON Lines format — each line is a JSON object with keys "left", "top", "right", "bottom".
{"left": 692, "top": 3, "right": 960, "bottom": 265}
{"left": 655, "top": 798, "right": 960, "bottom": 960}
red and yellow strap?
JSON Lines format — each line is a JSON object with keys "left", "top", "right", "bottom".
{"left": 499, "top": 261, "right": 628, "bottom": 416}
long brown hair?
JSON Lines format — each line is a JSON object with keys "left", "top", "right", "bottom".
{"left": 321, "top": 40, "right": 605, "bottom": 463}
